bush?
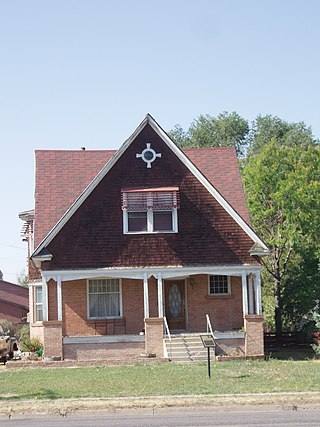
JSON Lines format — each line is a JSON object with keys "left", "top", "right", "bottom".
{"left": 20, "top": 337, "right": 43, "bottom": 353}
{"left": 16, "top": 324, "right": 43, "bottom": 353}
{"left": 310, "top": 301, "right": 320, "bottom": 356}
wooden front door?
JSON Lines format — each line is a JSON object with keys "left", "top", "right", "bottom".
{"left": 164, "top": 280, "right": 186, "bottom": 330}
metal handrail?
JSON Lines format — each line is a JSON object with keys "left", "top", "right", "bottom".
{"left": 206, "top": 314, "right": 214, "bottom": 337}
{"left": 163, "top": 316, "right": 172, "bottom": 361}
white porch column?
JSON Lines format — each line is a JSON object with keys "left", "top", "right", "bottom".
{"left": 143, "top": 272, "right": 149, "bottom": 318}
{"left": 248, "top": 274, "right": 254, "bottom": 315}
{"left": 241, "top": 271, "right": 248, "bottom": 316}
{"left": 254, "top": 270, "right": 262, "bottom": 315}
{"left": 42, "top": 275, "right": 48, "bottom": 322}
{"left": 157, "top": 272, "right": 163, "bottom": 317}
{"left": 57, "top": 275, "right": 62, "bottom": 321}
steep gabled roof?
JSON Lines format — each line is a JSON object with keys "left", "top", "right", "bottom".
{"left": 32, "top": 114, "right": 268, "bottom": 258}
{"left": 0, "top": 280, "right": 29, "bottom": 309}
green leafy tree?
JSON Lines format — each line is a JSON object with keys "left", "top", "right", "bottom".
{"left": 248, "top": 115, "right": 318, "bottom": 156}
{"left": 169, "top": 112, "right": 249, "bottom": 156}
{"left": 242, "top": 141, "right": 320, "bottom": 336}
{"left": 0, "top": 270, "right": 3, "bottom": 280}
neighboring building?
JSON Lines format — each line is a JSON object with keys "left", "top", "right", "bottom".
{"left": 20, "top": 114, "right": 268, "bottom": 361}
{"left": 0, "top": 280, "right": 29, "bottom": 324}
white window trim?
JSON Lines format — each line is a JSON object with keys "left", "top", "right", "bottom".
{"left": 33, "top": 284, "right": 43, "bottom": 323}
{"left": 208, "top": 275, "right": 231, "bottom": 296}
{"left": 123, "top": 207, "right": 178, "bottom": 234}
{"left": 87, "top": 278, "right": 123, "bottom": 320}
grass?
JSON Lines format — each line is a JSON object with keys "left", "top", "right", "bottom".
{"left": 1, "top": 357, "right": 320, "bottom": 400}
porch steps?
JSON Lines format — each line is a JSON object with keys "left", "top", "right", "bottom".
{"left": 164, "top": 334, "right": 214, "bottom": 362}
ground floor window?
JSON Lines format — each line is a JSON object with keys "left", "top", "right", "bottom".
{"left": 208, "top": 275, "right": 230, "bottom": 295}
{"left": 34, "top": 285, "right": 43, "bottom": 322}
{"left": 88, "top": 279, "right": 121, "bottom": 318}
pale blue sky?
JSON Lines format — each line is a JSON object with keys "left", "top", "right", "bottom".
{"left": 1, "top": 0, "right": 319, "bottom": 282}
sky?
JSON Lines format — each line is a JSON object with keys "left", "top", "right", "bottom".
{"left": 0, "top": 0, "right": 320, "bottom": 283}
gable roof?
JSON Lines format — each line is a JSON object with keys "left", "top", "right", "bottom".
{"left": 32, "top": 114, "right": 268, "bottom": 258}
{"left": 0, "top": 280, "right": 29, "bottom": 309}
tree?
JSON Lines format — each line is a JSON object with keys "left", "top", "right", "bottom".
{"left": 242, "top": 141, "right": 320, "bottom": 336}
{"left": 248, "top": 115, "right": 318, "bottom": 156}
{"left": 169, "top": 112, "right": 249, "bottom": 156}
{"left": 0, "top": 270, "right": 3, "bottom": 280}
{"left": 17, "top": 270, "right": 28, "bottom": 287}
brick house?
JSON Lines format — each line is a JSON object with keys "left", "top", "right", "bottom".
{"left": 0, "top": 279, "right": 29, "bottom": 324}
{"left": 20, "top": 114, "right": 268, "bottom": 361}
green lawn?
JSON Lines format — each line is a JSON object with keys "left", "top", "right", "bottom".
{"left": 1, "top": 359, "right": 320, "bottom": 400}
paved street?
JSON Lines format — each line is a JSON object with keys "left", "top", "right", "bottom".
{"left": 0, "top": 406, "right": 319, "bottom": 427}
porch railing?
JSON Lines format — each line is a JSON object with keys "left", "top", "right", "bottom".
{"left": 206, "top": 314, "right": 214, "bottom": 337}
{"left": 163, "top": 316, "right": 172, "bottom": 361}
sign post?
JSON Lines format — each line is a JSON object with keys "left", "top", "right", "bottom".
{"left": 200, "top": 334, "right": 216, "bottom": 378}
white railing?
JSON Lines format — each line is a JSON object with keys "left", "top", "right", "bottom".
{"left": 163, "top": 316, "right": 172, "bottom": 360}
{"left": 206, "top": 314, "right": 214, "bottom": 337}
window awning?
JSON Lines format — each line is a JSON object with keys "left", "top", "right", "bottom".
{"left": 121, "top": 187, "right": 180, "bottom": 211}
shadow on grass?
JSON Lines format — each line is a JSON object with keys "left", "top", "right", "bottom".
{"left": 0, "top": 389, "right": 61, "bottom": 401}
{"left": 265, "top": 343, "right": 317, "bottom": 361}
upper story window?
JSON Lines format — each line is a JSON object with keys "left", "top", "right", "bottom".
{"left": 208, "top": 275, "right": 231, "bottom": 296}
{"left": 121, "top": 187, "right": 180, "bottom": 234}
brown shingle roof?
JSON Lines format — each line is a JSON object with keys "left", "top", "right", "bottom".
{"left": 0, "top": 280, "right": 29, "bottom": 309}
{"left": 34, "top": 147, "right": 250, "bottom": 248}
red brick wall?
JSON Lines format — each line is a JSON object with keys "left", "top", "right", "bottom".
{"left": 186, "top": 275, "right": 243, "bottom": 332}
{"left": 63, "top": 341, "right": 144, "bottom": 361}
{"left": 62, "top": 279, "right": 146, "bottom": 336}
{"left": 56, "top": 275, "right": 243, "bottom": 337}
{"left": 47, "top": 279, "right": 58, "bottom": 321}
{"left": 42, "top": 123, "right": 259, "bottom": 271}
{"left": 43, "top": 321, "right": 63, "bottom": 359}
{"left": 244, "top": 315, "right": 264, "bottom": 356}
{"left": 145, "top": 317, "right": 164, "bottom": 357}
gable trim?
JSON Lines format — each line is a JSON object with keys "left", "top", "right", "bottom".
{"left": 32, "top": 114, "right": 268, "bottom": 259}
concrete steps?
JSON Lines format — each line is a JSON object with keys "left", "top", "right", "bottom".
{"left": 164, "top": 334, "right": 215, "bottom": 362}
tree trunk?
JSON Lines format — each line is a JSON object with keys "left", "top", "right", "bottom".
{"left": 274, "top": 277, "right": 282, "bottom": 339}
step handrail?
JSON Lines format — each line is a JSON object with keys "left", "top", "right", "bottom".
{"left": 163, "top": 316, "right": 172, "bottom": 361}
{"left": 206, "top": 314, "right": 214, "bottom": 337}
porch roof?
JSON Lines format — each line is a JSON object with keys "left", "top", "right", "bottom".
{"left": 41, "top": 264, "right": 261, "bottom": 282}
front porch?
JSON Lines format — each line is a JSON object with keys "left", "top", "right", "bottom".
{"left": 31, "top": 265, "right": 264, "bottom": 361}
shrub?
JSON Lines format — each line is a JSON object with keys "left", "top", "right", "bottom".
{"left": 20, "top": 337, "right": 43, "bottom": 353}
{"left": 16, "top": 324, "right": 43, "bottom": 353}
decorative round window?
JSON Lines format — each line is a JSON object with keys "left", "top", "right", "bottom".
{"left": 136, "top": 142, "right": 161, "bottom": 168}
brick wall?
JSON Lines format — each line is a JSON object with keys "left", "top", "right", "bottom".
{"left": 186, "top": 275, "right": 243, "bottom": 332}
{"left": 48, "top": 279, "right": 58, "bottom": 321}
{"left": 47, "top": 275, "right": 244, "bottom": 338}
{"left": 63, "top": 341, "right": 144, "bottom": 361}
{"left": 144, "top": 317, "right": 164, "bottom": 357}
{"left": 244, "top": 315, "right": 264, "bottom": 356}
{"left": 43, "top": 321, "right": 63, "bottom": 359}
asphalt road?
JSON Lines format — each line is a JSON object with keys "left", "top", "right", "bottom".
{"left": 0, "top": 407, "right": 319, "bottom": 427}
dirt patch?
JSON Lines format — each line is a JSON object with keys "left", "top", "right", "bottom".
{"left": 1, "top": 393, "right": 320, "bottom": 416}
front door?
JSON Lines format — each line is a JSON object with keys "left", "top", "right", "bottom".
{"left": 164, "top": 280, "right": 186, "bottom": 330}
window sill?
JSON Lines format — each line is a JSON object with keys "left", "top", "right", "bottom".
{"left": 206, "top": 294, "right": 233, "bottom": 300}
{"left": 124, "top": 230, "right": 178, "bottom": 235}
{"left": 87, "top": 317, "right": 123, "bottom": 321}
{"left": 31, "top": 321, "right": 43, "bottom": 326}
